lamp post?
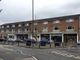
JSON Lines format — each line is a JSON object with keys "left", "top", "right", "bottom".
{"left": 0, "top": 0, "right": 2, "bottom": 12}
{"left": 31, "top": 0, "right": 34, "bottom": 38}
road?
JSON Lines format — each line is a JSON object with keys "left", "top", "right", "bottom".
{"left": 0, "top": 45, "right": 35, "bottom": 60}
{"left": 3, "top": 45, "right": 80, "bottom": 60}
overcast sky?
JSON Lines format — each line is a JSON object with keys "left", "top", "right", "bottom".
{"left": 0, "top": 0, "right": 80, "bottom": 24}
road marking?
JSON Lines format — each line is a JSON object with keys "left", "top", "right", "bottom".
{"left": 0, "top": 58, "right": 4, "bottom": 60}
{"left": 17, "top": 50, "right": 38, "bottom": 60}
{"left": 32, "top": 56, "right": 38, "bottom": 60}
{"left": 52, "top": 50, "right": 80, "bottom": 59}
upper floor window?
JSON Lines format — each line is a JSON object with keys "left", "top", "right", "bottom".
{"left": 11, "top": 29, "right": 15, "bottom": 33}
{"left": 18, "top": 24, "right": 22, "bottom": 27}
{"left": 12, "top": 25, "right": 15, "bottom": 27}
{"left": 1, "top": 26, "right": 4, "bottom": 28}
{"left": 67, "top": 26, "right": 74, "bottom": 29}
{"left": 34, "top": 23, "right": 37, "bottom": 25}
{"left": 7, "top": 25, "right": 9, "bottom": 28}
{"left": 66, "top": 26, "right": 74, "bottom": 31}
{"left": 42, "top": 26, "right": 48, "bottom": 32}
{"left": 53, "top": 20, "right": 60, "bottom": 24}
{"left": 66, "top": 19, "right": 74, "bottom": 22}
{"left": 53, "top": 26, "right": 60, "bottom": 32}
{"left": 43, "top": 22, "right": 48, "bottom": 24}
{"left": 25, "top": 23, "right": 29, "bottom": 26}
{"left": 54, "top": 27, "right": 59, "bottom": 30}
{"left": 6, "top": 29, "right": 9, "bottom": 33}
{"left": 25, "top": 28, "right": 29, "bottom": 32}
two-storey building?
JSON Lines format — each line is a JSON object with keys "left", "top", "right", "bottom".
{"left": 0, "top": 14, "right": 80, "bottom": 46}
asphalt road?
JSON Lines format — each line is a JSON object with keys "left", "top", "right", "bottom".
{"left": 4, "top": 45, "right": 80, "bottom": 60}
{"left": 0, "top": 45, "right": 34, "bottom": 60}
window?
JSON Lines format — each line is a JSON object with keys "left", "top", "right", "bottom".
{"left": 53, "top": 26, "right": 60, "bottom": 32}
{"left": 9, "top": 36, "right": 14, "bottom": 39}
{"left": 66, "top": 26, "right": 74, "bottom": 31}
{"left": 67, "top": 26, "right": 74, "bottom": 29}
{"left": 53, "top": 20, "right": 60, "bottom": 23}
{"left": 25, "top": 24, "right": 29, "bottom": 26}
{"left": 12, "top": 25, "right": 15, "bottom": 27}
{"left": 18, "top": 29, "right": 21, "bottom": 33}
{"left": 18, "top": 24, "right": 21, "bottom": 27}
{"left": 43, "top": 22, "right": 48, "bottom": 24}
{"left": 25, "top": 28, "right": 28, "bottom": 32}
{"left": 66, "top": 19, "right": 74, "bottom": 22}
{"left": 6, "top": 29, "right": 9, "bottom": 33}
{"left": 1, "top": 26, "right": 4, "bottom": 28}
{"left": 34, "top": 23, "right": 37, "bottom": 25}
{"left": 54, "top": 27, "right": 59, "bottom": 30}
{"left": 12, "top": 29, "right": 15, "bottom": 33}
{"left": 7, "top": 25, "right": 9, "bottom": 28}
{"left": 42, "top": 26, "right": 48, "bottom": 32}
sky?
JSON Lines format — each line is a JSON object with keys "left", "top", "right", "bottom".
{"left": 0, "top": 0, "right": 80, "bottom": 24}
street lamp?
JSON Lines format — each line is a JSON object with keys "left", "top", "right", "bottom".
{"left": 0, "top": 0, "right": 2, "bottom": 12}
{"left": 31, "top": 0, "right": 34, "bottom": 37}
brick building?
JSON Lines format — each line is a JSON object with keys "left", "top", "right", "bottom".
{"left": 0, "top": 14, "right": 80, "bottom": 46}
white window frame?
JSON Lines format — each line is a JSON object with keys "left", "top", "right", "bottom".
{"left": 12, "top": 25, "right": 15, "bottom": 27}
{"left": 2, "top": 26, "right": 4, "bottom": 28}
{"left": 7, "top": 25, "right": 9, "bottom": 28}
{"left": 53, "top": 20, "right": 60, "bottom": 24}
{"left": 6, "top": 29, "right": 9, "bottom": 33}
{"left": 53, "top": 26, "right": 60, "bottom": 32}
{"left": 42, "top": 26, "right": 48, "bottom": 32}
{"left": 34, "top": 23, "right": 37, "bottom": 25}
{"left": 66, "top": 26, "right": 74, "bottom": 31}
{"left": 25, "top": 23, "right": 29, "bottom": 26}
{"left": 18, "top": 24, "right": 22, "bottom": 27}
{"left": 25, "top": 28, "right": 28, "bottom": 32}
{"left": 66, "top": 19, "right": 74, "bottom": 22}
{"left": 43, "top": 21, "right": 48, "bottom": 24}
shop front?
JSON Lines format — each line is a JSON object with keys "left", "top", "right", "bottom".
{"left": 64, "top": 33, "right": 77, "bottom": 47}
{"left": 51, "top": 33, "right": 62, "bottom": 46}
{"left": 16, "top": 34, "right": 28, "bottom": 40}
